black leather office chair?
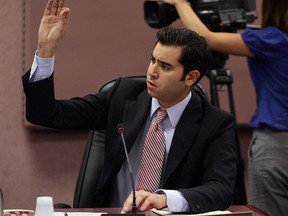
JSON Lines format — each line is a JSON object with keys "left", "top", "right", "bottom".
{"left": 70, "top": 76, "right": 211, "bottom": 208}
{"left": 73, "top": 76, "right": 146, "bottom": 208}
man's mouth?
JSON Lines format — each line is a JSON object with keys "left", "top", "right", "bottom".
{"left": 147, "top": 80, "right": 156, "bottom": 87}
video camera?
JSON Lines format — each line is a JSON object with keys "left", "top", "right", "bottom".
{"left": 144, "top": 0, "right": 257, "bottom": 32}
{"left": 144, "top": 0, "right": 257, "bottom": 69}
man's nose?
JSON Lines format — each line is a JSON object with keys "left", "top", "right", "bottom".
{"left": 148, "top": 63, "right": 158, "bottom": 78}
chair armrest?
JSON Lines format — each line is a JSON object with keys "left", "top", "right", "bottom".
{"left": 54, "top": 203, "right": 72, "bottom": 209}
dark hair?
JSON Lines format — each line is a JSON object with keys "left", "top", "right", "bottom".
{"left": 262, "top": 0, "right": 288, "bottom": 32}
{"left": 156, "top": 26, "right": 212, "bottom": 82}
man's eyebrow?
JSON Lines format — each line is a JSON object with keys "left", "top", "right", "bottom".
{"left": 158, "top": 59, "right": 173, "bottom": 68}
{"left": 151, "top": 53, "right": 174, "bottom": 68}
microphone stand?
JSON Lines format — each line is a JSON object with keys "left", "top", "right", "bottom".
{"left": 106, "top": 124, "right": 144, "bottom": 216}
{"left": 119, "top": 131, "right": 137, "bottom": 214}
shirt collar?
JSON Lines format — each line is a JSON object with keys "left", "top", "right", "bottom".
{"left": 151, "top": 91, "right": 192, "bottom": 128}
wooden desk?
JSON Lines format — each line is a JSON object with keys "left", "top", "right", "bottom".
{"left": 228, "top": 205, "right": 269, "bottom": 216}
{"left": 60, "top": 205, "right": 268, "bottom": 216}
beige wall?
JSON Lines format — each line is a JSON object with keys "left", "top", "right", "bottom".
{"left": 0, "top": 0, "right": 260, "bottom": 209}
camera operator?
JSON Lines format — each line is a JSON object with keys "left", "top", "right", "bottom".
{"left": 163, "top": 0, "right": 288, "bottom": 215}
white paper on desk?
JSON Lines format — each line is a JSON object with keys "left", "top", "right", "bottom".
{"left": 151, "top": 208, "right": 232, "bottom": 215}
{"left": 54, "top": 212, "right": 107, "bottom": 216}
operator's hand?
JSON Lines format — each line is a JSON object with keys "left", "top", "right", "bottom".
{"left": 121, "top": 190, "right": 167, "bottom": 213}
{"left": 38, "top": 0, "right": 70, "bottom": 58}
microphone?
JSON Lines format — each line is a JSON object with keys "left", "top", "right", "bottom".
{"left": 116, "top": 124, "right": 144, "bottom": 216}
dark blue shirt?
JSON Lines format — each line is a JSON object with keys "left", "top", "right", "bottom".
{"left": 241, "top": 26, "right": 288, "bottom": 130}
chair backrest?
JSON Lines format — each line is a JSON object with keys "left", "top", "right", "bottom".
{"left": 73, "top": 76, "right": 147, "bottom": 208}
{"left": 0, "top": 188, "right": 3, "bottom": 216}
{"left": 72, "top": 76, "right": 208, "bottom": 208}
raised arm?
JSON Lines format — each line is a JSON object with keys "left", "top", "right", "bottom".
{"left": 38, "top": 0, "right": 70, "bottom": 58}
{"left": 163, "top": 0, "right": 254, "bottom": 57}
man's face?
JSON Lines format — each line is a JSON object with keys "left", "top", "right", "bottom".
{"left": 146, "top": 42, "right": 195, "bottom": 108}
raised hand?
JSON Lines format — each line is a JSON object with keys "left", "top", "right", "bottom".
{"left": 38, "top": 0, "right": 70, "bottom": 57}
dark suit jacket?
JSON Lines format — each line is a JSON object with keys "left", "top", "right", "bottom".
{"left": 22, "top": 72, "right": 237, "bottom": 213}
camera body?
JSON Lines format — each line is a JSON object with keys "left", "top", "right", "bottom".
{"left": 144, "top": 0, "right": 256, "bottom": 32}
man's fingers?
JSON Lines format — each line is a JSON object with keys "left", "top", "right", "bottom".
{"left": 44, "top": 0, "right": 53, "bottom": 16}
{"left": 137, "top": 193, "right": 164, "bottom": 212}
{"left": 44, "top": 0, "right": 65, "bottom": 16}
{"left": 59, "top": 7, "right": 70, "bottom": 22}
{"left": 58, "top": 0, "right": 66, "bottom": 10}
{"left": 51, "top": 0, "right": 61, "bottom": 16}
{"left": 122, "top": 191, "right": 168, "bottom": 213}
{"left": 135, "top": 191, "right": 149, "bottom": 208}
{"left": 137, "top": 198, "right": 151, "bottom": 212}
{"left": 121, "top": 192, "right": 134, "bottom": 213}
{"left": 122, "top": 191, "right": 146, "bottom": 213}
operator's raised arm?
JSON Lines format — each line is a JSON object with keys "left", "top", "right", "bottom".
{"left": 38, "top": 0, "right": 70, "bottom": 58}
{"left": 163, "top": 0, "right": 253, "bottom": 57}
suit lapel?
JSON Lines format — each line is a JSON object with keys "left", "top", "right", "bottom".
{"left": 164, "top": 91, "right": 203, "bottom": 182}
{"left": 98, "top": 91, "right": 151, "bottom": 187}
{"left": 121, "top": 91, "right": 151, "bottom": 152}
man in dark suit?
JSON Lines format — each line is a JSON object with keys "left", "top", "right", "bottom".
{"left": 22, "top": 0, "right": 237, "bottom": 214}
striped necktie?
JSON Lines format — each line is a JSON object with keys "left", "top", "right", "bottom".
{"left": 136, "top": 108, "right": 168, "bottom": 192}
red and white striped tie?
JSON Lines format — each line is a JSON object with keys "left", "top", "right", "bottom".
{"left": 136, "top": 108, "right": 168, "bottom": 192}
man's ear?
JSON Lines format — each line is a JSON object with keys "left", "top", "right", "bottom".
{"left": 185, "top": 70, "right": 200, "bottom": 86}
